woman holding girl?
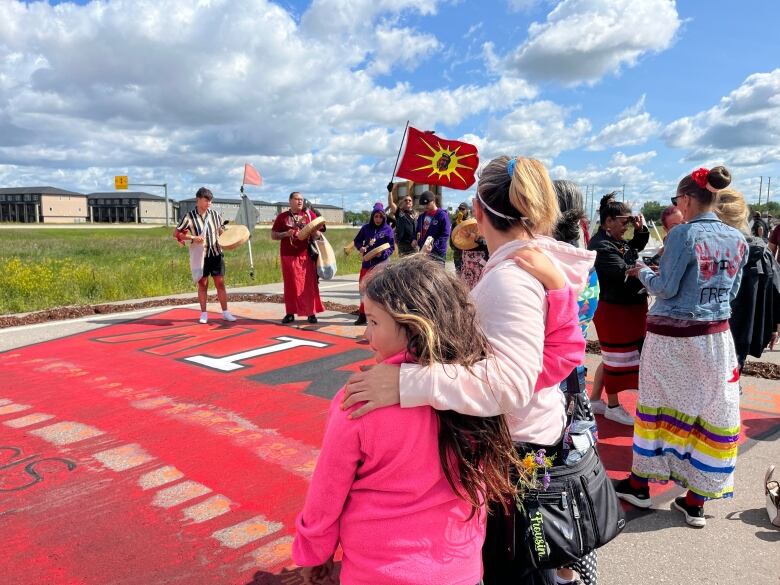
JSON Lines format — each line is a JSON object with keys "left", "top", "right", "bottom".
{"left": 342, "top": 156, "right": 594, "bottom": 584}
{"left": 587, "top": 193, "right": 650, "bottom": 426}
{"left": 617, "top": 166, "right": 747, "bottom": 528}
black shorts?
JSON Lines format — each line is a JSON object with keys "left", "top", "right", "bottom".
{"left": 203, "top": 253, "right": 225, "bottom": 278}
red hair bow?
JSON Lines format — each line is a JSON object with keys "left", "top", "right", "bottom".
{"left": 691, "top": 167, "right": 709, "bottom": 189}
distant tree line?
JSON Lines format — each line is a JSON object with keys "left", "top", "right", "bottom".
{"left": 639, "top": 200, "right": 779, "bottom": 225}
{"left": 344, "top": 210, "right": 371, "bottom": 225}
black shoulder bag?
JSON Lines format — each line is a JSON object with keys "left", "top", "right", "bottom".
{"left": 513, "top": 370, "right": 626, "bottom": 571}
{"left": 494, "top": 370, "right": 626, "bottom": 574}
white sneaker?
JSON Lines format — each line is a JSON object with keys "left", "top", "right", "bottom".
{"left": 604, "top": 404, "right": 635, "bottom": 426}
{"left": 590, "top": 399, "right": 607, "bottom": 415}
{"left": 222, "top": 310, "right": 237, "bottom": 322}
{"left": 199, "top": 312, "right": 208, "bottom": 324}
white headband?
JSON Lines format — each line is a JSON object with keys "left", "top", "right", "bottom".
{"left": 476, "top": 191, "right": 523, "bottom": 222}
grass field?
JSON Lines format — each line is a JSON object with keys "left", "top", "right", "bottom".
{"left": 0, "top": 227, "right": 363, "bottom": 314}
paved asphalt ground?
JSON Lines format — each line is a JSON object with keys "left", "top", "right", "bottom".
{"left": 1, "top": 273, "right": 778, "bottom": 584}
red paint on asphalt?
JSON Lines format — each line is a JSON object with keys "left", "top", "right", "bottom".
{"left": 0, "top": 308, "right": 777, "bottom": 584}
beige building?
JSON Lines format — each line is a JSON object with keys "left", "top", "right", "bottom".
{"left": 177, "top": 197, "right": 278, "bottom": 224}
{"left": 178, "top": 198, "right": 345, "bottom": 225}
{"left": 0, "top": 186, "right": 89, "bottom": 223}
{"left": 88, "top": 192, "right": 175, "bottom": 224}
{"left": 269, "top": 201, "right": 345, "bottom": 224}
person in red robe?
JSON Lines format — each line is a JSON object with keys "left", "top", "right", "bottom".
{"left": 271, "top": 191, "right": 325, "bottom": 324}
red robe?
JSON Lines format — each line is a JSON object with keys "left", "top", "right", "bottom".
{"left": 272, "top": 210, "right": 324, "bottom": 316}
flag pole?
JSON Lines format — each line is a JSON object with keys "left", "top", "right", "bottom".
{"left": 387, "top": 120, "right": 410, "bottom": 194}
{"left": 239, "top": 184, "right": 256, "bottom": 279}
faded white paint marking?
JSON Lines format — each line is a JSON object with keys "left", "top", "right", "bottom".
{"left": 242, "top": 536, "right": 294, "bottom": 571}
{"left": 182, "top": 494, "right": 233, "bottom": 523}
{"left": 211, "top": 515, "right": 283, "bottom": 549}
{"left": 93, "top": 443, "right": 155, "bottom": 471}
{"left": 152, "top": 480, "right": 211, "bottom": 508}
{"left": 0, "top": 403, "right": 32, "bottom": 416}
{"left": 3, "top": 413, "right": 55, "bottom": 428}
{"left": 138, "top": 466, "right": 184, "bottom": 490}
{"left": 30, "top": 421, "right": 105, "bottom": 445}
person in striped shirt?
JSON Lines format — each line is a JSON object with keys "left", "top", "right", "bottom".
{"left": 174, "top": 187, "right": 237, "bottom": 324}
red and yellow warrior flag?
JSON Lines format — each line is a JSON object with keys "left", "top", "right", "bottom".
{"left": 395, "top": 126, "right": 479, "bottom": 190}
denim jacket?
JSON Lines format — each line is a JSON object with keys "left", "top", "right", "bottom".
{"left": 638, "top": 212, "right": 748, "bottom": 321}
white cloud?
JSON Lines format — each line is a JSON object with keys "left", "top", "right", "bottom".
{"left": 588, "top": 95, "right": 660, "bottom": 150}
{"left": 610, "top": 150, "right": 657, "bottom": 166}
{"left": 663, "top": 69, "right": 780, "bottom": 168}
{"left": 480, "top": 101, "right": 591, "bottom": 163}
{"left": 0, "top": 0, "right": 541, "bottom": 207}
{"left": 368, "top": 26, "right": 441, "bottom": 75}
{"left": 502, "top": 0, "right": 681, "bottom": 86}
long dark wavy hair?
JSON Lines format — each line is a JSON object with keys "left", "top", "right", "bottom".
{"left": 364, "top": 255, "right": 521, "bottom": 516}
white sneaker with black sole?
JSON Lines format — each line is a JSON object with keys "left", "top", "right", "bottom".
{"left": 614, "top": 478, "right": 652, "bottom": 508}
{"left": 604, "top": 404, "right": 635, "bottom": 426}
{"left": 590, "top": 399, "right": 607, "bottom": 415}
{"left": 672, "top": 496, "right": 706, "bottom": 528}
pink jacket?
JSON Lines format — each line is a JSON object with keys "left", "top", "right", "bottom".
{"left": 293, "top": 351, "right": 484, "bottom": 585}
{"left": 399, "top": 238, "right": 594, "bottom": 445}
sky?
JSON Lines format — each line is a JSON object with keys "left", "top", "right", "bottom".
{"left": 1, "top": 0, "right": 779, "bottom": 210}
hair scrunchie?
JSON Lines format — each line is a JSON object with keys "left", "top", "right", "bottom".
{"left": 691, "top": 167, "right": 709, "bottom": 189}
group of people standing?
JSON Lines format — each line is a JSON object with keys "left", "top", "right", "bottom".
{"left": 175, "top": 159, "right": 779, "bottom": 585}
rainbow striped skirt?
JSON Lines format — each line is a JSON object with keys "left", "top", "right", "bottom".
{"left": 631, "top": 329, "right": 741, "bottom": 500}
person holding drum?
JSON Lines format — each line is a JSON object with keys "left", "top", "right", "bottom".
{"left": 174, "top": 187, "right": 237, "bottom": 324}
{"left": 353, "top": 202, "right": 395, "bottom": 326}
{"left": 271, "top": 191, "right": 325, "bottom": 324}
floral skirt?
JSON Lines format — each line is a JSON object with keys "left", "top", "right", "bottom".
{"left": 631, "top": 330, "right": 741, "bottom": 499}
{"left": 460, "top": 250, "right": 488, "bottom": 290}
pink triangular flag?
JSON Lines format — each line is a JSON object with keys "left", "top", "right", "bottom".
{"left": 243, "top": 163, "right": 262, "bottom": 186}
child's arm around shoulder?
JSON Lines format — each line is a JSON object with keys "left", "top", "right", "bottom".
{"left": 293, "top": 389, "right": 364, "bottom": 568}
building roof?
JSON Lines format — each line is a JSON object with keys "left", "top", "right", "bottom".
{"left": 271, "top": 201, "right": 342, "bottom": 210}
{"left": 88, "top": 191, "right": 167, "bottom": 201}
{"left": 0, "top": 186, "right": 84, "bottom": 196}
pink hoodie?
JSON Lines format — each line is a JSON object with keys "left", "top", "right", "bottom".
{"left": 293, "top": 351, "right": 484, "bottom": 585}
{"left": 399, "top": 237, "right": 595, "bottom": 445}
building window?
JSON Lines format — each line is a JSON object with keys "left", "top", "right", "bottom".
{"left": 413, "top": 184, "right": 429, "bottom": 195}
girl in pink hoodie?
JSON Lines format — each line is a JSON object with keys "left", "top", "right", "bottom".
{"left": 293, "top": 256, "right": 523, "bottom": 585}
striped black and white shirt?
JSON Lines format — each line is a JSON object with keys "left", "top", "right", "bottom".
{"left": 176, "top": 208, "right": 223, "bottom": 257}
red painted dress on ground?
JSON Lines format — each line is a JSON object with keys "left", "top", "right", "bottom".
{"left": 272, "top": 210, "right": 324, "bottom": 317}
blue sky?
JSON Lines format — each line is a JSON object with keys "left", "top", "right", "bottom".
{"left": 3, "top": 0, "right": 780, "bottom": 210}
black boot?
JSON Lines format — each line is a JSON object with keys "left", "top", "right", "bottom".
{"left": 282, "top": 314, "right": 295, "bottom": 324}
{"left": 307, "top": 315, "right": 318, "bottom": 324}
{"left": 354, "top": 313, "right": 367, "bottom": 326}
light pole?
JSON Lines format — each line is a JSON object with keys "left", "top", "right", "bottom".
{"left": 129, "top": 182, "right": 169, "bottom": 226}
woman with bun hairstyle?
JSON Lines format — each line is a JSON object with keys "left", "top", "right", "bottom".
{"left": 618, "top": 166, "right": 748, "bottom": 528}
{"left": 714, "top": 189, "right": 780, "bottom": 377}
{"left": 587, "top": 193, "right": 650, "bottom": 426}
